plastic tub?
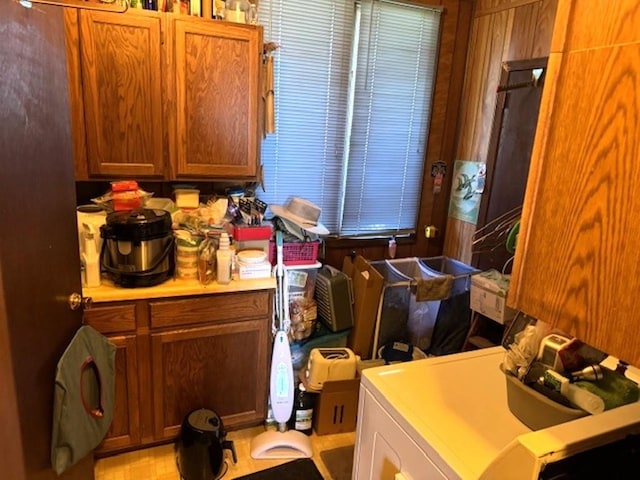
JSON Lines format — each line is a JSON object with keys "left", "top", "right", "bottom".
{"left": 174, "top": 188, "right": 200, "bottom": 210}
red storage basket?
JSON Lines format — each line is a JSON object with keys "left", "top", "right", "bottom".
{"left": 269, "top": 241, "right": 320, "bottom": 266}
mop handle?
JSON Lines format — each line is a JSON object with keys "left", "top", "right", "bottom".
{"left": 276, "top": 231, "right": 284, "bottom": 278}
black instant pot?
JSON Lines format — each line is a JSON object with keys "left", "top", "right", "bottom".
{"left": 100, "top": 208, "right": 174, "bottom": 288}
{"left": 176, "top": 409, "right": 236, "bottom": 480}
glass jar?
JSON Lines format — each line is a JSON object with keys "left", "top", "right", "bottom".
{"left": 225, "top": 0, "right": 250, "bottom": 23}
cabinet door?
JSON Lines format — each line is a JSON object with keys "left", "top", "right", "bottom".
{"left": 78, "top": 10, "right": 165, "bottom": 178}
{"left": 510, "top": 1, "right": 640, "bottom": 366}
{"left": 97, "top": 334, "right": 141, "bottom": 454}
{"left": 84, "top": 304, "right": 141, "bottom": 454}
{"left": 151, "top": 318, "right": 269, "bottom": 439}
{"left": 171, "top": 19, "right": 262, "bottom": 178}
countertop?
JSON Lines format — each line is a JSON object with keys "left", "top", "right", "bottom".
{"left": 83, "top": 275, "right": 276, "bottom": 303}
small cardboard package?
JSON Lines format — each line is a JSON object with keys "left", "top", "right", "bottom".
{"left": 299, "top": 370, "right": 361, "bottom": 436}
{"left": 470, "top": 269, "right": 518, "bottom": 324}
{"left": 313, "top": 377, "right": 360, "bottom": 435}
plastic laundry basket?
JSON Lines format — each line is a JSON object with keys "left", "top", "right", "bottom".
{"left": 369, "top": 258, "right": 445, "bottom": 357}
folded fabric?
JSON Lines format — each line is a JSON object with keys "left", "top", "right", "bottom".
{"left": 414, "top": 274, "right": 454, "bottom": 301}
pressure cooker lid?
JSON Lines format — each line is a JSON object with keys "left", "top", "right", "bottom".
{"left": 103, "top": 208, "right": 172, "bottom": 241}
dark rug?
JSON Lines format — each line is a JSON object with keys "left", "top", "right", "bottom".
{"left": 232, "top": 458, "right": 324, "bottom": 480}
{"left": 319, "top": 445, "right": 354, "bottom": 480}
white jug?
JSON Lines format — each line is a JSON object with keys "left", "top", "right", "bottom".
{"left": 76, "top": 205, "right": 106, "bottom": 257}
{"left": 81, "top": 224, "right": 102, "bottom": 288}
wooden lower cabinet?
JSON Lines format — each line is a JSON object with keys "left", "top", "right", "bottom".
{"left": 151, "top": 319, "right": 269, "bottom": 440}
{"left": 84, "top": 290, "right": 272, "bottom": 455}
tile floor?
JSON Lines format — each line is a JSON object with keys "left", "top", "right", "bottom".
{"left": 95, "top": 426, "right": 356, "bottom": 480}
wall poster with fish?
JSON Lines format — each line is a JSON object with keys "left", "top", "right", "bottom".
{"left": 448, "top": 160, "right": 484, "bottom": 224}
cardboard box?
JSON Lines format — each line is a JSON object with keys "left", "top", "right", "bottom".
{"left": 470, "top": 269, "right": 518, "bottom": 324}
{"left": 342, "top": 255, "right": 384, "bottom": 359}
{"left": 313, "top": 377, "right": 360, "bottom": 435}
{"left": 237, "top": 260, "right": 272, "bottom": 279}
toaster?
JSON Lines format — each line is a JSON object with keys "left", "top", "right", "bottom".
{"left": 305, "top": 348, "right": 357, "bottom": 390}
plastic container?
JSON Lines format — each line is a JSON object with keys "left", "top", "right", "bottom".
{"left": 174, "top": 188, "right": 200, "bottom": 210}
{"left": 286, "top": 263, "right": 321, "bottom": 342}
{"left": 501, "top": 363, "right": 587, "bottom": 430}
{"left": 268, "top": 240, "right": 320, "bottom": 266}
{"left": 175, "top": 239, "right": 200, "bottom": 279}
{"left": 236, "top": 249, "right": 271, "bottom": 279}
{"left": 111, "top": 180, "right": 142, "bottom": 211}
{"left": 81, "top": 228, "right": 101, "bottom": 288}
{"left": 225, "top": 0, "right": 250, "bottom": 23}
{"left": 216, "top": 233, "right": 231, "bottom": 284}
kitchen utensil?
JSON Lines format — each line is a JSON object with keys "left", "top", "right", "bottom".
{"left": 176, "top": 408, "right": 236, "bottom": 480}
{"left": 100, "top": 208, "right": 174, "bottom": 288}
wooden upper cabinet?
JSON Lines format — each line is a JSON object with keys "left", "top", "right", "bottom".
{"left": 510, "top": 0, "right": 640, "bottom": 366}
{"left": 66, "top": 11, "right": 263, "bottom": 180}
{"left": 76, "top": 10, "right": 165, "bottom": 178}
{"left": 170, "top": 19, "right": 262, "bottom": 178}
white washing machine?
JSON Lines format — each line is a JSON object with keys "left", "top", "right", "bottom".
{"left": 352, "top": 346, "right": 640, "bottom": 479}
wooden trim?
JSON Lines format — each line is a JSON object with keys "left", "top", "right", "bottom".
{"left": 476, "top": 56, "right": 548, "bottom": 229}
{"left": 475, "top": 0, "right": 541, "bottom": 17}
{"left": 149, "top": 291, "right": 270, "bottom": 329}
{"left": 64, "top": 8, "right": 89, "bottom": 180}
{"left": 83, "top": 303, "right": 136, "bottom": 333}
{"left": 0, "top": 274, "right": 26, "bottom": 480}
{"left": 96, "top": 334, "right": 140, "bottom": 452}
{"left": 509, "top": 50, "right": 563, "bottom": 307}
{"left": 30, "top": 0, "right": 128, "bottom": 13}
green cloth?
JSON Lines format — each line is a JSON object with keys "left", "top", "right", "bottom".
{"left": 51, "top": 325, "right": 116, "bottom": 475}
{"left": 576, "top": 366, "right": 639, "bottom": 411}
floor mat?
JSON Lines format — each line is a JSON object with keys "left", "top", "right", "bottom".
{"left": 231, "top": 458, "right": 324, "bottom": 480}
{"left": 319, "top": 445, "right": 354, "bottom": 480}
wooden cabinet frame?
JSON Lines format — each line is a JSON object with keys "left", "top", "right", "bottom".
{"left": 65, "top": 9, "right": 263, "bottom": 181}
{"left": 84, "top": 290, "right": 272, "bottom": 455}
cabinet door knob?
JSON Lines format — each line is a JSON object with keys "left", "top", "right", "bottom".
{"left": 68, "top": 292, "right": 93, "bottom": 311}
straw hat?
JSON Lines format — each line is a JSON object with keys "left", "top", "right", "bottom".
{"left": 269, "top": 197, "right": 329, "bottom": 236}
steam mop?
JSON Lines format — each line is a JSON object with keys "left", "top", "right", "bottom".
{"left": 250, "top": 231, "right": 313, "bottom": 459}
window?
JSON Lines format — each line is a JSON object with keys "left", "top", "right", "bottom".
{"left": 257, "top": 0, "right": 442, "bottom": 237}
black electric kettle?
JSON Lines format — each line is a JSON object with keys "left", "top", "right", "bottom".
{"left": 176, "top": 408, "right": 236, "bottom": 480}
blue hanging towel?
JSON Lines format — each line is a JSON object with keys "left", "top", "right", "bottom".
{"left": 51, "top": 325, "right": 116, "bottom": 475}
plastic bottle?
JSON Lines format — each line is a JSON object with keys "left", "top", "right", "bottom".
{"left": 216, "top": 232, "right": 232, "bottom": 284}
{"left": 288, "top": 382, "right": 314, "bottom": 435}
{"left": 82, "top": 227, "right": 101, "bottom": 288}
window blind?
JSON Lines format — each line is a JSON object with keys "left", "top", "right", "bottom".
{"left": 258, "top": 0, "right": 442, "bottom": 237}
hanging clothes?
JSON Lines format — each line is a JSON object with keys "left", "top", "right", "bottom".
{"left": 51, "top": 325, "right": 116, "bottom": 475}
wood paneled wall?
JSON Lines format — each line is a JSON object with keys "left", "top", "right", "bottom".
{"left": 442, "top": 0, "right": 557, "bottom": 264}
